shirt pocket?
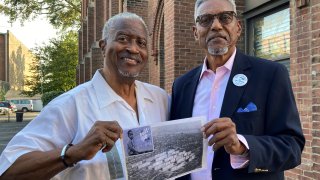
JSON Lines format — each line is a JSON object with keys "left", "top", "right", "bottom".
{"left": 232, "top": 110, "right": 263, "bottom": 135}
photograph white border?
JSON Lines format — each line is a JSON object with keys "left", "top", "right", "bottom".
{"left": 121, "top": 116, "right": 208, "bottom": 180}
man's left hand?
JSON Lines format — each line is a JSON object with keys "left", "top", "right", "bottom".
{"left": 202, "top": 117, "right": 246, "bottom": 155}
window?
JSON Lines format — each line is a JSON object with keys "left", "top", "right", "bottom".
{"left": 21, "top": 100, "right": 30, "bottom": 104}
{"left": 246, "top": 2, "right": 290, "bottom": 69}
{"left": 252, "top": 8, "right": 290, "bottom": 60}
{"left": 11, "top": 100, "right": 19, "bottom": 104}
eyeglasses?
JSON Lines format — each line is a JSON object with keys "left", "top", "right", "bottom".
{"left": 196, "top": 11, "right": 237, "bottom": 27}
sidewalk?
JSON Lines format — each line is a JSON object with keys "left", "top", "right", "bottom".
{"left": 0, "top": 112, "right": 39, "bottom": 122}
{"left": 0, "top": 112, "right": 39, "bottom": 153}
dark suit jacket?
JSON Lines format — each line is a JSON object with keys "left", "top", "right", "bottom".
{"left": 170, "top": 52, "right": 305, "bottom": 180}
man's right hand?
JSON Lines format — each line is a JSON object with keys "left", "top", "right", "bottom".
{"left": 67, "top": 121, "right": 123, "bottom": 164}
{"left": 0, "top": 121, "right": 123, "bottom": 180}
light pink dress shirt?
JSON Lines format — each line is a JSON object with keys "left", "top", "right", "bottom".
{"left": 191, "top": 49, "right": 249, "bottom": 180}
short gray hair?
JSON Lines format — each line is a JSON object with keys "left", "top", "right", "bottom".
{"left": 102, "top": 12, "right": 148, "bottom": 40}
{"left": 194, "top": 0, "right": 237, "bottom": 21}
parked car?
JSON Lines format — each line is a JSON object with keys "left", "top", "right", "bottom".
{"left": 0, "top": 101, "right": 17, "bottom": 114}
{"left": 9, "top": 99, "right": 34, "bottom": 112}
{"left": 0, "top": 107, "right": 9, "bottom": 115}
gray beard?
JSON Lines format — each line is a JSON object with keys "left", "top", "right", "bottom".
{"left": 118, "top": 69, "right": 139, "bottom": 78}
{"left": 208, "top": 47, "right": 228, "bottom": 56}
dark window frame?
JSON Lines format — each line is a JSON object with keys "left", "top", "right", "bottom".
{"left": 243, "top": 0, "right": 290, "bottom": 69}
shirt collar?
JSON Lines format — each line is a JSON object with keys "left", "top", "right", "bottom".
{"left": 199, "top": 48, "right": 237, "bottom": 80}
{"left": 91, "top": 70, "right": 154, "bottom": 109}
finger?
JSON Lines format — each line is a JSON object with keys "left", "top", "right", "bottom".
{"left": 94, "top": 130, "right": 108, "bottom": 147}
{"left": 103, "top": 129, "right": 121, "bottom": 142}
{"left": 102, "top": 137, "right": 115, "bottom": 153}
{"left": 202, "top": 117, "right": 229, "bottom": 128}
{"left": 100, "top": 143, "right": 107, "bottom": 150}
{"left": 95, "top": 121, "right": 123, "bottom": 139}
{"left": 212, "top": 134, "right": 234, "bottom": 151}
{"left": 202, "top": 118, "right": 232, "bottom": 134}
{"left": 202, "top": 120, "right": 216, "bottom": 132}
{"left": 208, "top": 129, "right": 227, "bottom": 146}
{"left": 101, "top": 121, "right": 123, "bottom": 134}
{"left": 89, "top": 124, "right": 119, "bottom": 147}
{"left": 204, "top": 122, "right": 229, "bottom": 138}
{"left": 214, "top": 134, "right": 239, "bottom": 152}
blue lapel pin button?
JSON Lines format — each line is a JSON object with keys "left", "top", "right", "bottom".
{"left": 232, "top": 74, "right": 248, "bottom": 87}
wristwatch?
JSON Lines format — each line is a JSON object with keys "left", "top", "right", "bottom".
{"left": 60, "top": 144, "right": 76, "bottom": 167}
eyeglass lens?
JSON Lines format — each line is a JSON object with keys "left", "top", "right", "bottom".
{"left": 197, "top": 11, "right": 236, "bottom": 27}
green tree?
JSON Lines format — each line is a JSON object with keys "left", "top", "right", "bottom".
{"left": 22, "top": 31, "right": 78, "bottom": 96}
{"left": 44, "top": 31, "right": 78, "bottom": 92}
{"left": 22, "top": 46, "right": 46, "bottom": 96}
{"left": 0, "top": 0, "right": 80, "bottom": 30}
{"left": 0, "top": 81, "right": 9, "bottom": 100}
{"left": 0, "top": 88, "right": 5, "bottom": 101}
{"left": 41, "top": 91, "right": 64, "bottom": 106}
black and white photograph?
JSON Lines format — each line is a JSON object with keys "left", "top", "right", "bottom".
{"left": 123, "top": 126, "right": 154, "bottom": 156}
{"left": 121, "top": 117, "right": 207, "bottom": 180}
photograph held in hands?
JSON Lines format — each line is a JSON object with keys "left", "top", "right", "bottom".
{"left": 121, "top": 116, "right": 207, "bottom": 180}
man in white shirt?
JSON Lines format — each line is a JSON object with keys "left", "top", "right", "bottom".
{"left": 0, "top": 12, "right": 169, "bottom": 180}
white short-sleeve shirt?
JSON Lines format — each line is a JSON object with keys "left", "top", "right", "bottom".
{"left": 0, "top": 70, "right": 170, "bottom": 180}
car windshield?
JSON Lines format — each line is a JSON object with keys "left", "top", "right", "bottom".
{"left": 0, "top": 102, "right": 12, "bottom": 107}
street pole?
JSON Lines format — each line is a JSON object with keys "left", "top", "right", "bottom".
{"left": 7, "top": 109, "right": 10, "bottom": 122}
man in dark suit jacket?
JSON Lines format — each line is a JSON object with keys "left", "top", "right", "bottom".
{"left": 170, "top": 0, "right": 305, "bottom": 179}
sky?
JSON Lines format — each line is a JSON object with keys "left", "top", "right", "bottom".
{"left": 0, "top": 13, "right": 58, "bottom": 49}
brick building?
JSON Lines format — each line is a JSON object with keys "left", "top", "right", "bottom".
{"left": 0, "top": 30, "right": 35, "bottom": 99}
{"left": 78, "top": 0, "right": 319, "bottom": 179}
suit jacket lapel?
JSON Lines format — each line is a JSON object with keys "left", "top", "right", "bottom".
{"left": 220, "top": 52, "right": 252, "bottom": 118}
{"left": 182, "top": 66, "right": 202, "bottom": 117}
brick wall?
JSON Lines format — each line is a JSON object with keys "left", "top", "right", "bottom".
{"left": 76, "top": 66, "right": 80, "bottom": 85}
{"left": 95, "top": 0, "right": 105, "bottom": 41}
{"left": 80, "top": 63, "right": 84, "bottom": 84}
{"left": 147, "top": 0, "right": 163, "bottom": 87}
{"left": 84, "top": 54, "right": 91, "bottom": 82}
{"left": 159, "top": 18, "right": 165, "bottom": 88}
{"left": 288, "top": 0, "right": 320, "bottom": 179}
{"left": 170, "top": 0, "right": 205, "bottom": 92}
{"left": 105, "top": 0, "right": 110, "bottom": 20}
{"left": 111, "top": 0, "right": 120, "bottom": 16}
{"left": 77, "top": 30, "right": 82, "bottom": 85}
{"left": 82, "top": 19, "right": 88, "bottom": 57}
{"left": 82, "top": 0, "right": 88, "bottom": 17}
{"left": 78, "top": 0, "right": 112, "bottom": 85}
{"left": 126, "top": 0, "right": 149, "bottom": 21}
{"left": 163, "top": 0, "right": 175, "bottom": 92}
{"left": 0, "top": 34, "right": 5, "bottom": 81}
{"left": 235, "top": 0, "right": 245, "bottom": 53}
{"left": 91, "top": 44, "right": 104, "bottom": 76}
{"left": 87, "top": 2, "right": 95, "bottom": 51}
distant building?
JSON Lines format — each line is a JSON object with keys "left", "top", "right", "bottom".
{"left": 0, "top": 30, "right": 40, "bottom": 103}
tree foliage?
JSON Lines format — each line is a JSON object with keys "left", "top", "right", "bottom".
{"left": 0, "top": 81, "right": 9, "bottom": 101}
{"left": 0, "top": 0, "right": 81, "bottom": 30}
{"left": 41, "top": 90, "right": 64, "bottom": 106}
{"left": 0, "top": 88, "right": 5, "bottom": 101}
{"left": 22, "top": 31, "right": 78, "bottom": 96}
